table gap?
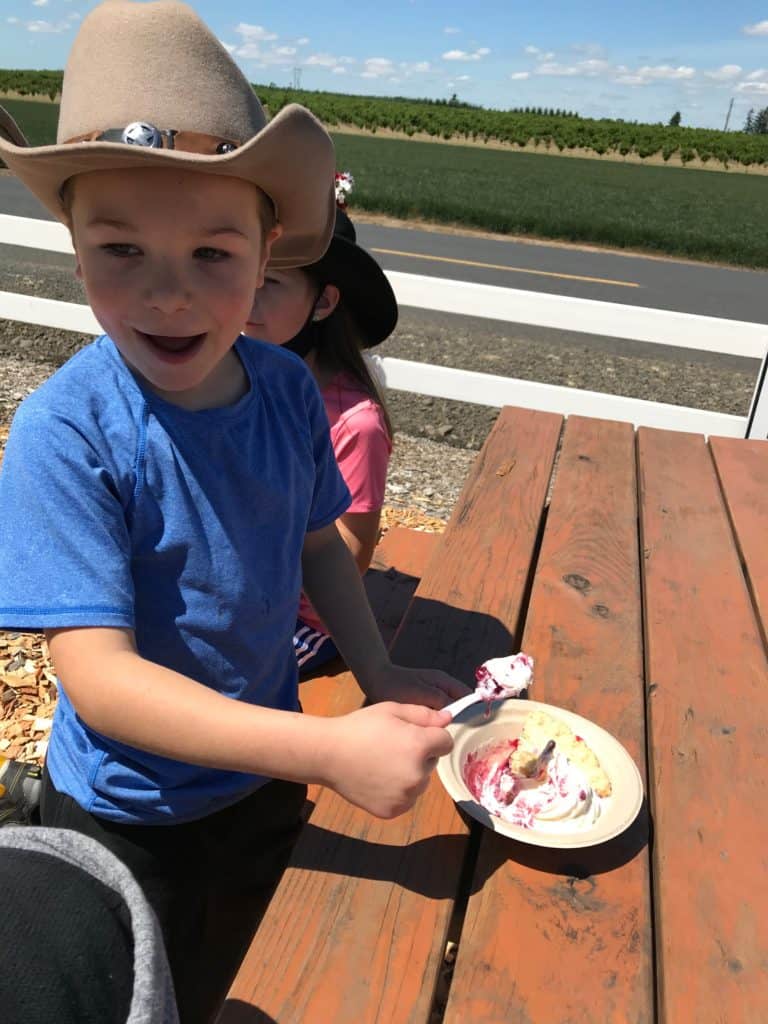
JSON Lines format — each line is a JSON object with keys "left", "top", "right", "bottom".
{"left": 424, "top": 823, "right": 484, "bottom": 1024}
{"left": 709, "top": 445, "right": 768, "bottom": 657}
{"left": 635, "top": 429, "right": 662, "bottom": 1024}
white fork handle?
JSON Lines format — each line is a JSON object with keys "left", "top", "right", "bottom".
{"left": 443, "top": 692, "right": 484, "bottom": 719}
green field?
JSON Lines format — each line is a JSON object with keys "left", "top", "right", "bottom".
{"left": 4, "top": 97, "right": 768, "bottom": 268}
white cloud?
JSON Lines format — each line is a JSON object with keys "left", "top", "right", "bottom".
{"left": 616, "top": 65, "right": 695, "bottom": 84}
{"left": 235, "top": 23, "right": 277, "bottom": 42}
{"left": 744, "top": 20, "right": 768, "bottom": 36}
{"left": 444, "top": 26, "right": 460, "bottom": 34}
{"left": 306, "top": 52, "right": 343, "bottom": 68}
{"left": 456, "top": 74, "right": 471, "bottom": 81}
{"left": 746, "top": 68, "right": 768, "bottom": 80}
{"left": 572, "top": 42, "right": 605, "bottom": 57}
{"left": 226, "top": 22, "right": 305, "bottom": 65}
{"left": 331, "top": 66, "right": 346, "bottom": 74}
{"left": 442, "top": 47, "right": 490, "bottom": 62}
{"left": 8, "top": 11, "right": 78, "bottom": 31}
{"left": 704, "top": 64, "right": 742, "bottom": 81}
{"left": 32, "top": 0, "right": 49, "bottom": 6}
{"left": 736, "top": 80, "right": 768, "bottom": 94}
{"left": 361, "top": 57, "right": 395, "bottom": 78}
{"left": 532, "top": 56, "right": 695, "bottom": 87}
{"left": 24, "top": 19, "right": 73, "bottom": 32}
{"left": 510, "top": 71, "right": 530, "bottom": 80}
{"left": 537, "top": 59, "right": 612, "bottom": 78}
{"left": 525, "top": 45, "right": 554, "bottom": 60}
{"left": 296, "top": 37, "right": 310, "bottom": 46}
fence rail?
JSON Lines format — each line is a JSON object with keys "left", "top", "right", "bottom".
{"left": 1, "top": 212, "right": 766, "bottom": 438}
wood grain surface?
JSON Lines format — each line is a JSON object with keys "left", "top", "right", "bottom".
{"left": 444, "top": 415, "right": 652, "bottom": 1024}
{"left": 639, "top": 427, "right": 768, "bottom": 1024}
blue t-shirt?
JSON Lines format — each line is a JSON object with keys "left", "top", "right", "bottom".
{"left": 0, "top": 335, "right": 350, "bottom": 823}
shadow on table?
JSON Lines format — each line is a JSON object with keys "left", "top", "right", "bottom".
{"left": 289, "top": 823, "right": 469, "bottom": 900}
{"left": 464, "top": 796, "right": 651, "bottom": 883}
{"left": 217, "top": 999, "right": 277, "bottom": 1023}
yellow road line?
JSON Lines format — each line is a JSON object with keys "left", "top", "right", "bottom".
{"left": 372, "top": 247, "right": 640, "bottom": 289}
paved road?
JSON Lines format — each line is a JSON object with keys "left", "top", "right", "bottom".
{"left": 2, "top": 173, "right": 767, "bottom": 324}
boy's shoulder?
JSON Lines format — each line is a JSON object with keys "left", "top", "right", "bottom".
{"left": 12, "top": 335, "right": 144, "bottom": 441}
{"left": 240, "top": 333, "right": 314, "bottom": 381}
{"left": 238, "top": 334, "right": 324, "bottom": 417}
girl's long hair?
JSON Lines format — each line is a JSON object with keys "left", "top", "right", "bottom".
{"left": 303, "top": 269, "right": 393, "bottom": 439}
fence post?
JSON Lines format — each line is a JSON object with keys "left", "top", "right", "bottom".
{"left": 745, "top": 349, "right": 768, "bottom": 439}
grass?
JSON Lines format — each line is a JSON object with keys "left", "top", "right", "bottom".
{"left": 4, "top": 98, "right": 768, "bottom": 267}
{"left": 1, "top": 97, "right": 57, "bottom": 146}
{"left": 332, "top": 133, "right": 768, "bottom": 268}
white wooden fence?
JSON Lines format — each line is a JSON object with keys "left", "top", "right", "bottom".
{"left": 1, "top": 212, "right": 766, "bottom": 439}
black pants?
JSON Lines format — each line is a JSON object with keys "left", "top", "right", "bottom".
{"left": 41, "top": 769, "right": 306, "bottom": 1024}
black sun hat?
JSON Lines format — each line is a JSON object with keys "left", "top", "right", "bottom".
{"left": 308, "top": 205, "right": 398, "bottom": 349}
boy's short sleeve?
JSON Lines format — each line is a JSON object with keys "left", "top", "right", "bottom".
{"left": 304, "top": 378, "right": 351, "bottom": 533}
{"left": 0, "top": 406, "right": 135, "bottom": 630}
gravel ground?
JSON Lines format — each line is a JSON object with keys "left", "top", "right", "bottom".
{"left": 0, "top": 247, "right": 759, "bottom": 515}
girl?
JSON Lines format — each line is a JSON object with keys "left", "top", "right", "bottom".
{"left": 246, "top": 196, "right": 398, "bottom": 674}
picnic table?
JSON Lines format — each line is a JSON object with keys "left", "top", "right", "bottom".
{"left": 217, "top": 406, "right": 768, "bottom": 1024}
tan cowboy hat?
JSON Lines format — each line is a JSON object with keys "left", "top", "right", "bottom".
{"left": 0, "top": 0, "right": 336, "bottom": 268}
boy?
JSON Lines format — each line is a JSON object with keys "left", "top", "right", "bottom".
{"left": 0, "top": 3, "right": 468, "bottom": 1021}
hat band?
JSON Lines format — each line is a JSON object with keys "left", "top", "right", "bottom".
{"left": 65, "top": 122, "right": 240, "bottom": 155}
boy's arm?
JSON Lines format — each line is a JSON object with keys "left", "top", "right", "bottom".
{"left": 45, "top": 626, "right": 453, "bottom": 819}
{"left": 301, "top": 523, "right": 471, "bottom": 707}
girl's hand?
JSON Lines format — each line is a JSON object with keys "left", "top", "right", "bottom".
{"left": 324, "top": 703, "right": 454, "bottom": 818}
{"left": 362, "top": 663, "right": 472, "bottom": 710}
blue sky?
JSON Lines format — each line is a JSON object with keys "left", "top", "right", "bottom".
{"left": 4, "top": 1, "right": 768, "bottom": 129}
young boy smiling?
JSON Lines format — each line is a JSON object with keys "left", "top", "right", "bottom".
{"left": 0, "top": 3, "right": 468, "bottom": 1020}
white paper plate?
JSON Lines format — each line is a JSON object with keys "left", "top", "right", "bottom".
{"left": 437, "top": 698, "right": 644, "bottom": 849}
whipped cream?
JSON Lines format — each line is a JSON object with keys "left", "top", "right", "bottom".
{"left": 463, "top": 740, "right": 601, "bottom": 833}
{"left": 474, "top": 653, "right": 534, "bottom": 702}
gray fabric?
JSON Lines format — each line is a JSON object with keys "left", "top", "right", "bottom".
{"left": 0, "top": 827, "right": 179, "bottom": 1024}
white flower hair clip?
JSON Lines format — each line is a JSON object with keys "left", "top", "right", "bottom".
{"left": 334, "top": 170, "right": 355, "bottom": 209}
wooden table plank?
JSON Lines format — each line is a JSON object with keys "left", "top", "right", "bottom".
{"left": 445, "top": 415, "right": 653, "bottom": 1024}
{"left": 299, "top": 528, "right": 441, "bottom": 723}
{"left": 639, "top": 427, "right": 768, "bottom": 1023}
{"left": 709, "top": 436, "right": 768, "bottom": 649}
{"left": 220, "top": 407, "right": 562, "bottom": 1024}
{"left": 299, "top": 528, "right": 441, "bottom": 809}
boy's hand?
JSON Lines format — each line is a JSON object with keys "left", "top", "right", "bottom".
{"left": 324, "top": 703, "right": 454, "bottom": 818}
{"left": 362, "top": 663, "right": 472, "bottom": 710}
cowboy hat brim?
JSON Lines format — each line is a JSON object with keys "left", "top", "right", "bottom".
{"left": 0, "top": 103, "right": 336, "bottom": 269}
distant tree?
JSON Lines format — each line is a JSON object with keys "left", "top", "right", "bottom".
{"left": 745, "top": 106, "right": 768, "bottom": 133}
{"left": 668, "top": 110, "right": 682, "bottom": 127}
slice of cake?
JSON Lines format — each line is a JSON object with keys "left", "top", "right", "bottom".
{"left": 516, "top": 709, "right": 612, "bottom": 797}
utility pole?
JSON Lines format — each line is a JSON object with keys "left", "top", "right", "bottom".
{"left": 724, "top": 97, "right": 734, "bottom": 131}
{"left": 292, "top": 67, "right": 302, "bottom": 90}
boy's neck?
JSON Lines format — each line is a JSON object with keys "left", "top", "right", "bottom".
{"left": 124, "top": 344, "right": 250, "bottom": 411}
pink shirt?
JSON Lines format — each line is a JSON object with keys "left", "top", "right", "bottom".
{"left": 298, "top": 372, "right": 392, "bottom": 632}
